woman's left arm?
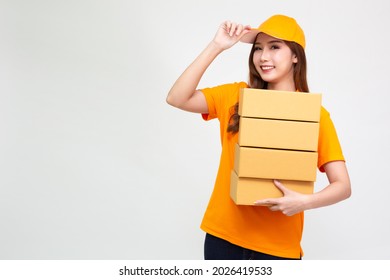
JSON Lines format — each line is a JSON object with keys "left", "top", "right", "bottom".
{"left": 254, "top": 160, "right": 351, "bottom": 216}
{"left": 306, "top": 160, "right": 351, "bottom": 209}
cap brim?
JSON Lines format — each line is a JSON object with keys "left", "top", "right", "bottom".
{"left": 240, "top": 28, "right": 260, "bottom": 44}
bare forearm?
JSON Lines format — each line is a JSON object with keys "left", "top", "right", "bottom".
{"left": 304, "top": 181, "right": 351, "bottom": 210}
{"left": 304, "top": 161, "right": 351, "bottom": 210}
{"left": 166, "top": 22, "right": 251, "bottom": 112}
{"left": 166, "top": 41, "right": 223, "bottom": 108}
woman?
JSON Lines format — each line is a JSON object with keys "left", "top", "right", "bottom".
{"left": 166, "top": 14, "right": 351, "bottom": 260}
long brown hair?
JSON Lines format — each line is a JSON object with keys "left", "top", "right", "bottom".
{"left": 227, "top": 35, "right": 309, "bottom": 134}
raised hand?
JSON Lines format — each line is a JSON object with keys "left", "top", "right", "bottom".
{"left": 212, "top": 21, "right": 251, "bottom": 51}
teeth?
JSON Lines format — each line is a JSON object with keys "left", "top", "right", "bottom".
{"left": 261, "top": 66, "right": 274, "bottom": 70}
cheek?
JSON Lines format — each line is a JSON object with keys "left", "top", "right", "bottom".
{"left": 277, "top": 54, "right": 296, "bottom": 67}
{"left": 252, "top": 52, "right": 261, "bottom": 62}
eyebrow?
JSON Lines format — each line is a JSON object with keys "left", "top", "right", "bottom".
{"left": 254, "top": 40, "right": 284, "bottom": 45}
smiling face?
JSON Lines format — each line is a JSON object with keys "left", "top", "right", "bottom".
{"left": 252, "top": 33, "right": 298, "bottom": 91}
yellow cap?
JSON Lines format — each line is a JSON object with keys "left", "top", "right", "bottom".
{"left": 240, "top": 15, "right": 306, "bottom": 49}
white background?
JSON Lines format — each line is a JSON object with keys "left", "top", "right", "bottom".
{"left": 1, "top": 0, "right": 389, "bottom": 260}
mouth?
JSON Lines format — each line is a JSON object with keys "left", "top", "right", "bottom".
{"left": 260, "top": 65, "right": 275, "bottom": 71}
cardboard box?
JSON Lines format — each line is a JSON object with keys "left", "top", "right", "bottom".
{"left": 234, "top": 144, "right": 318, "bottom": 181}
{"left": 230, "top": 170, "right": 314, "bottom": 205}
{"left": 239, "top": 88, "right": 322, "bottom": 122}
{"left": 239, "top": 117, "right": 320, "bottom": 151}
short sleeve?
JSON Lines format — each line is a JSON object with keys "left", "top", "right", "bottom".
{"left": 200, "top": 86, "right": 219, "bottom": 121}
{"left": 200, "top": 82, "right": 248, "bottom": 121}
{"left": 317, "top": 107, "right": 345, "bottom": 172}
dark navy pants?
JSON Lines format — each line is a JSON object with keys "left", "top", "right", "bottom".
{"left": 204, "top": 233, "right": 301, "bottom": 260}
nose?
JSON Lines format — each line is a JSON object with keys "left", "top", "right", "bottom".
{"left": 260, "top": 48, "right": 270, "bottom": 62}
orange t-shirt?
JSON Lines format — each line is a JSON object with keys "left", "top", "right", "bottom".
{"left": 200, "top": 82, "right": 345, "bottom": 258}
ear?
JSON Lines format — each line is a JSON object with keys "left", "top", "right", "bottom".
{"left": 292, "top": 54, "right": 298, "bottom": 64}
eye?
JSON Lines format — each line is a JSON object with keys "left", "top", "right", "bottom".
{"left": 270, "top": 45, "right": 280, "bottom": 50}
{"left": 254, "top": 46, "right": 262, "bottom": 51}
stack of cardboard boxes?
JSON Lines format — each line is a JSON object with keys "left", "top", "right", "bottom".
{"left": 230, "top": 88, "right": 322, "bottom": 205}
